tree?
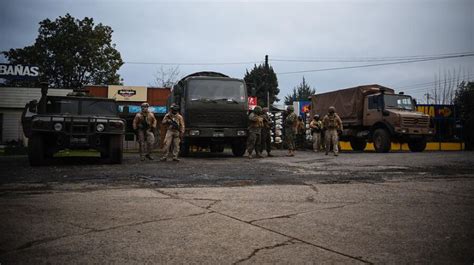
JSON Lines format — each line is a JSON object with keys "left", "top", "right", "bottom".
{"left": 284, "top": 76, "right": 316, "bottom": 105}
{"left": 426, "top": 68, "right": 465, "bottom": 104}
{"left": 454, "top": 81, "right": 474, "bottom": 150}
{"left": 151, "top": 66, "right": 180, "bottom": 88}
{"left": 2, "top": 13, "right": 123, "bottom": 89}
{"left": 244, "top": 63, "right": 279, "bottom": 107}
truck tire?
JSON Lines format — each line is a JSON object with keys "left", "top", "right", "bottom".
{"left": 231, "top": 140, "right": 246, "bottom": 157}
{"left": 350, "top": 138, "right": 367, "bottom": 152}
{"left": 210, "top": 143, "right": 225, "bottom": 153}
{"left": 373, "top": 128, "right": 391, "bottom": 153}
{"left": 408, "top": 138, "right": 427, "bottom": 152}
{"left": 180, "top": 141, "right": 190, "bottom": 157}
{"left": 28, "top": 134, "right": 45, "bottom": 166}
{"left": 108, "top": 135, "right": 123, "bottom": 164}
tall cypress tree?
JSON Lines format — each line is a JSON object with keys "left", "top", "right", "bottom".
{"left": 244, "top": 63, "right": 279, "bottom": 107}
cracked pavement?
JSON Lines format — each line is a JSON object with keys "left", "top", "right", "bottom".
{"left": 0, "top": 150, "right": 473, "bottom": 264}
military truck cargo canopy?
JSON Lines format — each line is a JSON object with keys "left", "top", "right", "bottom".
{"left": 311, "top": 84, "right": 394, "bottom": 125}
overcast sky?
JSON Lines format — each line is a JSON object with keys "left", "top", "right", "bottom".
{"left": 1, "top": 0, "right": 473, "bottom": 103}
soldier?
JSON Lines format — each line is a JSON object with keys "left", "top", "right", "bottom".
{"left": 260, "top": 107, "right": 274, "bottom": 157}
{"left": 160, "top": 103, "right": 185, "bottom": 162}
{"left": 309, "top": 114, "right": 323, "bottom": 152}
{"left": 284, "top": 105, "right": 298, "bottom": 156}
{"left": 322, "top": 106, "right": 343, "bottom": 156}
{"left": 133, "top": 102, "right": 157, "bottom": 161}
{"left": 246, "top": 106, "right": 264, "bottom": 159}
{"left": 296, "top": 116, "right": 306, "bottom": 149}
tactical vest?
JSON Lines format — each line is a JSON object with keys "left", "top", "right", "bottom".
{"left": 325, "top": 115, "right": 339, "bottom": 129}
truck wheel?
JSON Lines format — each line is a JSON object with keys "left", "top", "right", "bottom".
{"left": 408, "top": 138, "right": 427, "bottom": 152}
{"left": 28, "top": 134, "right": 45, "bottom": 166}
{"left": 350, "top": 138, "right": 367, "bottom": 152}
{"left": 373, "top": 128, "right": 391, "bottom": 153}
{"left": 231, "top": 140, "right": 246, "bottom": 157}
{"left": 210, "top": 143, "right": 225, "bottom": 153}
{"left": 108, "top": 135, "right": 123, "bottom": 164}
{"left": 180, "top": 141, "right": 190, "bottom": 157}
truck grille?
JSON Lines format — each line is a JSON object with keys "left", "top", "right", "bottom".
{"left": 188, "top": 111, "right": 247, "bottom": 127}
{"left": 401, "top": 116, "right": 429, "bottom": 128}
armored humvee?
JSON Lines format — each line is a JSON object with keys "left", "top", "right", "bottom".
{"left": 22, "top": 92, "right": 125, "bottom": 166}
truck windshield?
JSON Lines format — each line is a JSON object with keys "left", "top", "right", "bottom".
{"left": 48, "top": 99, "right": 117, "bottom": 115}
{"left": 384, "top": 95, "right": 414, "bottom": 110}
{"left": 188, "top": 79, "right": 246, "bottom": 103}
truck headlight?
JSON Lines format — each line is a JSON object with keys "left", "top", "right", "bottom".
{"left": 54, "top": 123, "right": 63, "bottom": 131}
{"left": 237, "top": 130, "right": 246, "bottom": 136}
{"left": 189, "top": 130, "right": 200, "bottom": 136}
{"left": 96, "top": 124, "right": 105, "bottom": 132}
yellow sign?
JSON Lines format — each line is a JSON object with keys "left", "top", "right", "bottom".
{"left": 108, "top": 86, "right": 147, "bottom": 101}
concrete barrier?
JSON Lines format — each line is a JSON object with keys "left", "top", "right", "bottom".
{"left": 340, "top": 141, "right": 465, "bottom": 151}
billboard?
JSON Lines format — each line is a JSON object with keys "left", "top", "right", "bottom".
{"left": 0, "top": 64, "right": 40, "bottom": 80}
{"left": 118, "top": 105, "right": 167, "bottom": 114}
{"left": 416, "top": 105, "right": 455, "bottom": 119}
{"left": 108, "top": 85, "right": 147, "bottom": 101}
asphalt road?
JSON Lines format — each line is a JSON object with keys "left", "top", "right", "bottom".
{"left": 0, "top": 150, "right": 473, "bottom": 264}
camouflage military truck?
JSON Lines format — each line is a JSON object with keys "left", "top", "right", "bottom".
{"left": 22, "top": 92, "right": 125, "bottom": 166}
{"left": 311, "top": 84, "right": 434, "bottom": 153}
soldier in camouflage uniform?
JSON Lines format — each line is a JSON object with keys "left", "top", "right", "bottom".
{"left": 246, "top": 106, "right": 264, "bottom": 159}
{"left": 284, "top": 105, "right": 298, "bottom": 156}
{"left": 259, "top": 107, "right": 274, "bottom": 157}
{"left": 322, "top": 106, "right": 343, "bottom": 156}
{"left": 133, "top": 102, "right": 157, "bottom": 161}
{"left": 160, "top": 104, "right": 185, "bottom": 162}
{"left": 309, "top": 114, "right": 323, "bottom": 152}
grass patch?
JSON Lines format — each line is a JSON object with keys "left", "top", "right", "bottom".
{"left": 54, "top": 149, "right": 100, "bottom": 157}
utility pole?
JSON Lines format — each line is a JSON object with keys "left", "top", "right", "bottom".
{"left": 265, "top": 55, "right": 270, "bottom": 109}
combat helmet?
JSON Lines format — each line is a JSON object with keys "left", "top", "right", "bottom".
{"left": 328, "top": 106, "right": 336, "bottom": 114}
{"left": 170, "top": 103, "right": 180, "bottom": 111}
{"left": 141, "top": 102, "right": 150, "bottom": 108}
{"left": 254, "top": 106, "right": 263, "bottom": 114}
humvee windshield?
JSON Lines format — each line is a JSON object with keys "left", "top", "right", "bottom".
{"left": 47, "top": 98, "right": 118, "bottom": 116}
{"left": 188, "top": 79, "right": 246, "bottom": 103}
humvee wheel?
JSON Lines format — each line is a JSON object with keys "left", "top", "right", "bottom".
{"left": 108, "top": 135, "right": 123, "bottom": 164}
{"left": 28, "top": 134, "right": 45, "bottom": 166}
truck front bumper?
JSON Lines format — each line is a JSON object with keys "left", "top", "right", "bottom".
{"left": 394, "top": 126, "right": 434, "bottom": 135}
{"left": 185, "top": 128, "right": 247, "bottom": 138}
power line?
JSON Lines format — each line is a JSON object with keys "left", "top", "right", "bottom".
{"left": 270, "top": 52, "right": 473, "bottom": 63}
{"left": 124, "top": 60, "right": 262, "bottom": 66}
{"left": 276, "top": 53, "right": 474, "bottom": 75}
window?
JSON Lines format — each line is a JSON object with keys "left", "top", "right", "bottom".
{"left": 368, "top": 95, "right": 380, "bottom": 110}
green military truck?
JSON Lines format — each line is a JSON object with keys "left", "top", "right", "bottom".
{"left": 22, "top": 91, "right": 125, "bottom": 166}
{"left": 169, "top": 71, "right": 248, "bottom": 156}
{"left": 310, "top": 84, "right": 434, "bottom": 152}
